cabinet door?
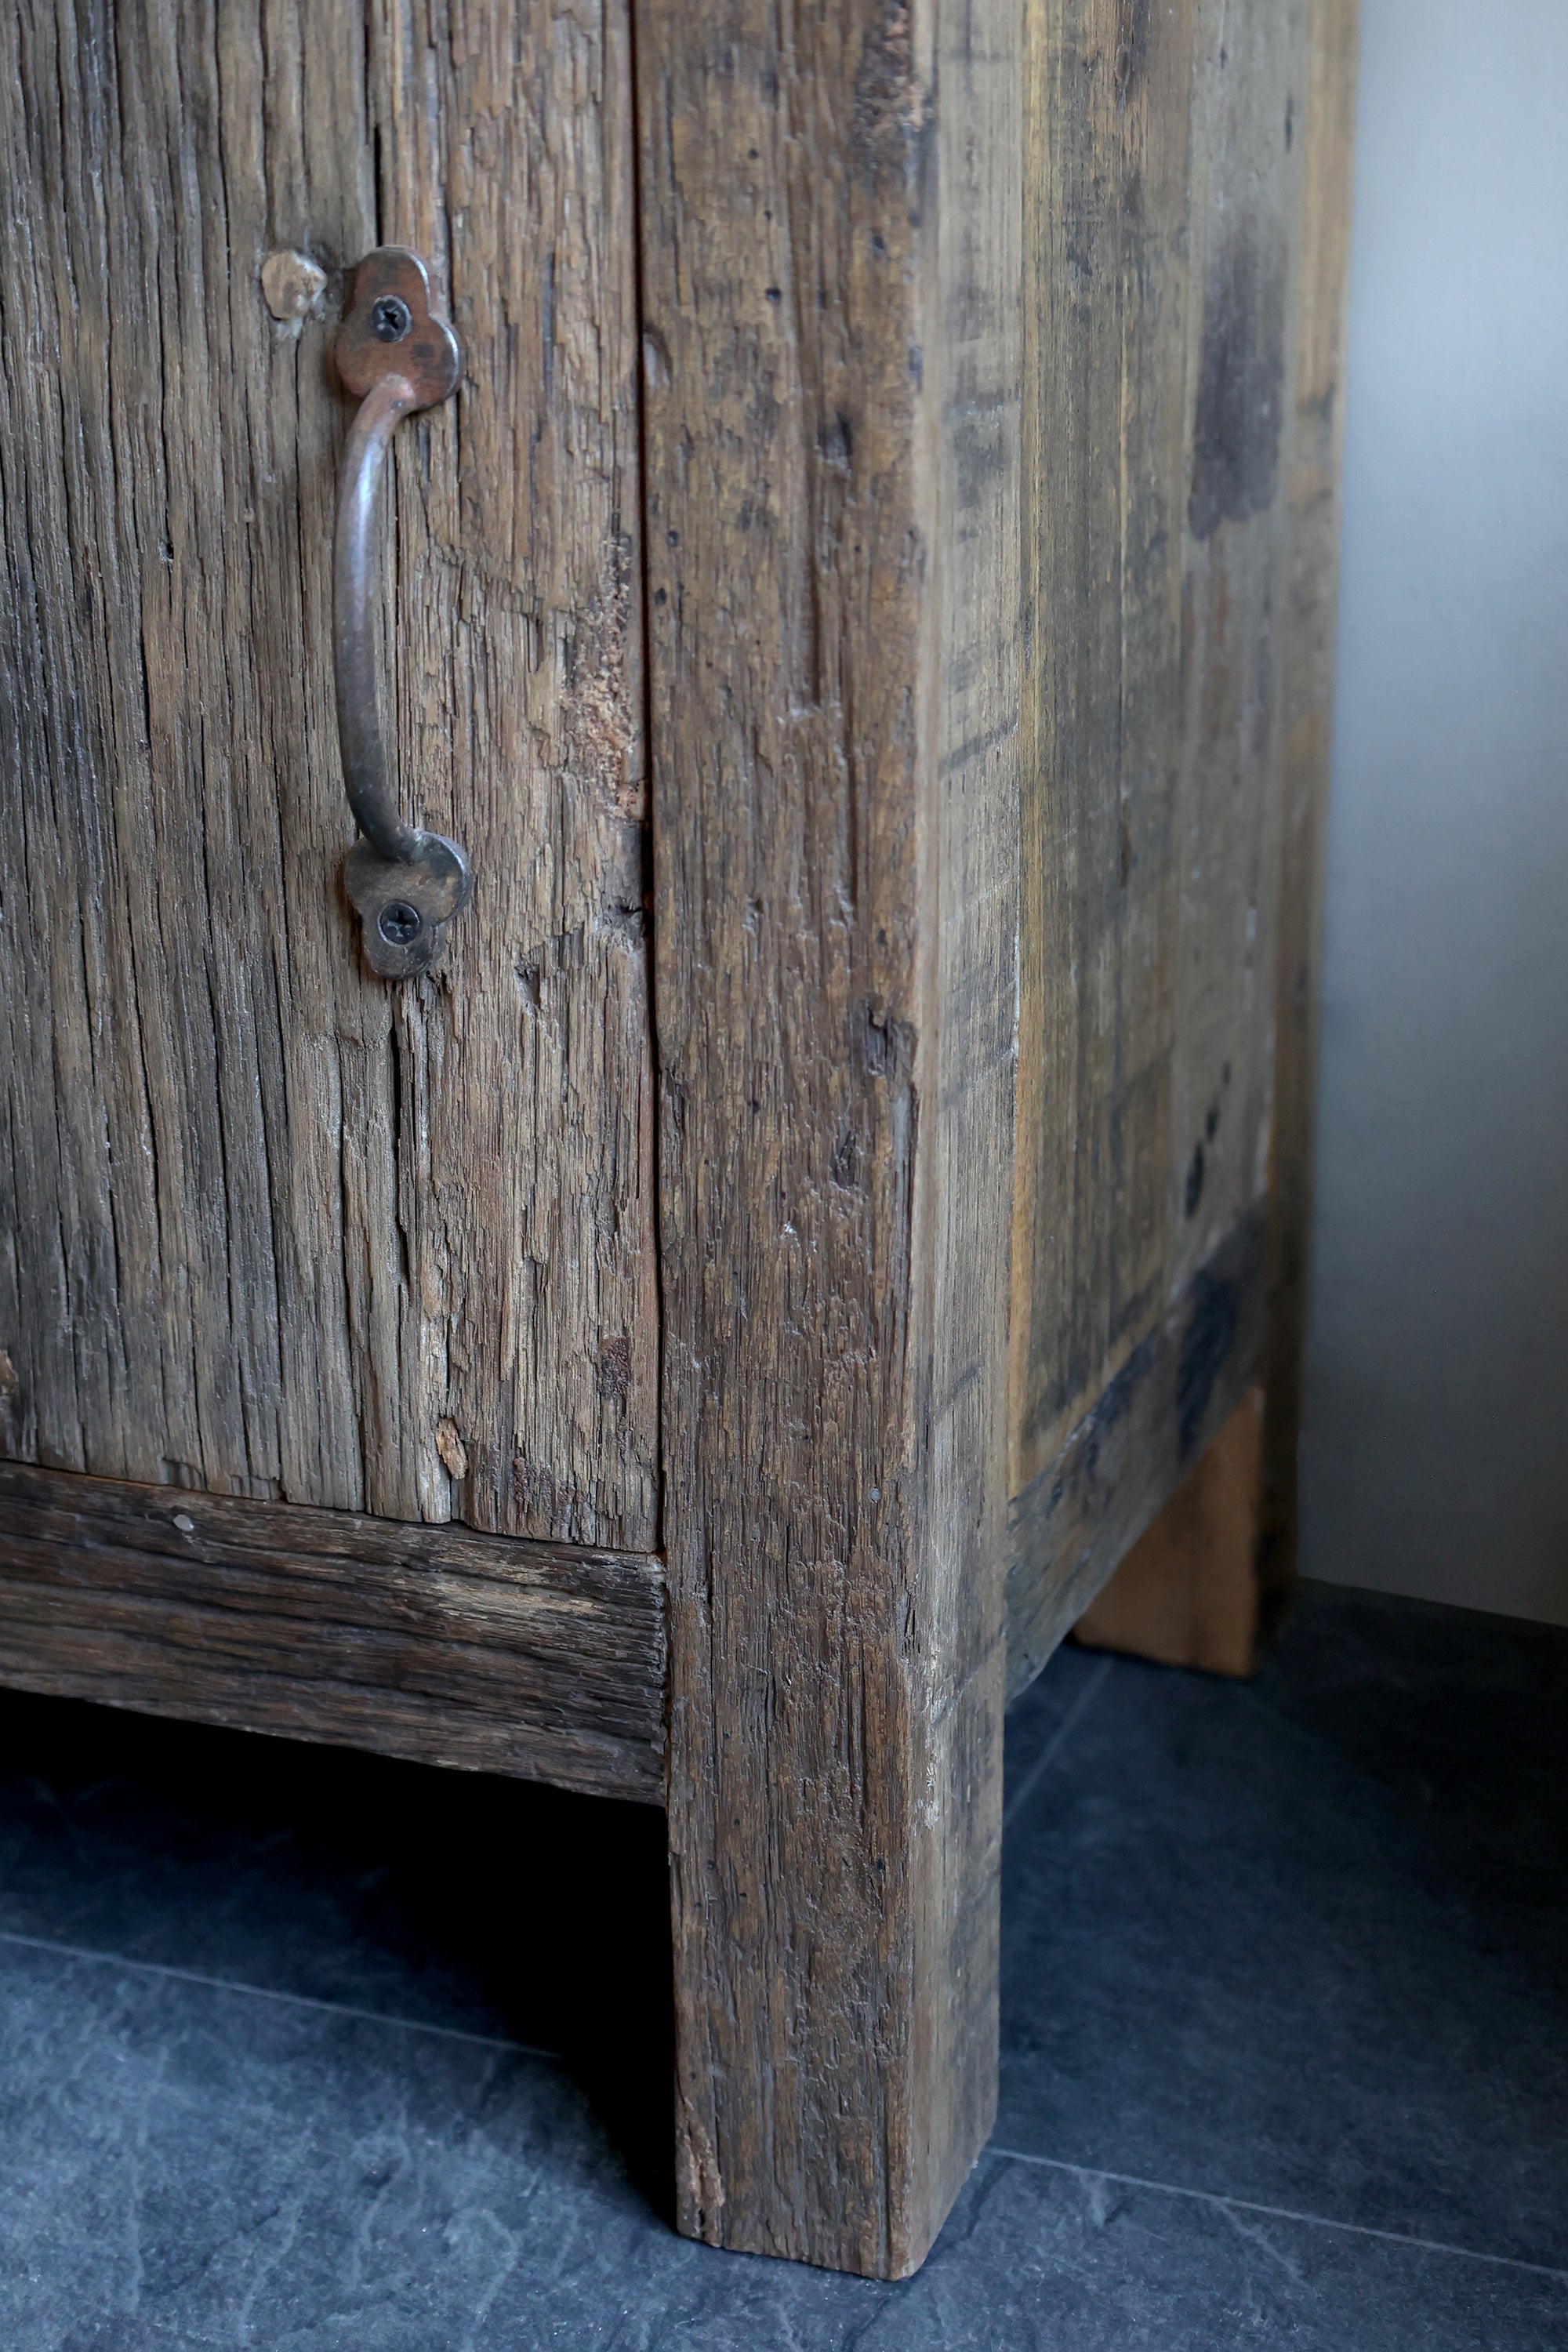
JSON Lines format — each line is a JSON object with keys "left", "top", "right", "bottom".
{"left": 0, "top": 2, "right": 657, "bottom": 1550}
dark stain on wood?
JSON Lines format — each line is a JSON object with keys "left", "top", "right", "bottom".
{"left": 1073, "top": 1384, "right": 1266, "bottom": 1675}
{"left": 1114, "top": 0, "right": 1152, "bottom": 102}
{"left": 851, "top": 2, "right": 926, "bottom": 184}
{"left": 1176, "top": 1261, "right": 1240, "bottom": 1461}
{"left": 1185, "top": 1139, "right": 1207, "bottom": 1217}
{"left": 1007, "top": 1203, "right": 1266, "bottom": 1700}
{"left": 1189, "top": 227, "right": 1289, "bottom": 539}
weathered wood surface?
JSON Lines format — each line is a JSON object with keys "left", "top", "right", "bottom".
{"left": 1007, "top": 1205, "right": 1265, "bottom": 1698}
{"left": 1007, "top": 0, "right": 1330, "bottom": 1666}
{"left": 0, "top": 0, "right": 657, "bottom": 1547}
{"left": 640, "top": 0, "right": 1021, "bottom": 2279}
{"left": 0, "top": 1461, "right": 665, "bottom": 1800}
{"left": 1073, "top": 1383, "right": 1265, "bottom": 1676}
{"left": 1011, "top": 0, "right": 1199, "bottom": 1497}
{"left": 1259, "top": 0, "right": 1360, "bottom": 1636}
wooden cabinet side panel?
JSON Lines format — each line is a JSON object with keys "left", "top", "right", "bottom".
{"left": 1011, "top": 0, "right": 1201, "bottom": 1500}
{"left": 0, "top": 0, "right": 658, "bottom": 1548}
{"left": 1260, "top": 0, "right": 1360, "bottom": 1622}
{"left": 1010, "top": 0, "right": 1312, "bottom": 1515}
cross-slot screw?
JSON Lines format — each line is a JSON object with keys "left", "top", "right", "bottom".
{"left": 370, "top": 295, "right": 412, "bottom": 343}
{"left": 379, "top": 902, "right": 423, "bottom": 946}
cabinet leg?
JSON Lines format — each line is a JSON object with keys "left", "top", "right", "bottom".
{"left": 638, "top": 0, "right": 1020, "bottom": 2281}
{"left": 665, "top": 1567, "right": 1004, "bottom": 2278}
{"left": 1073, "top": 1387, "right": 1268, "bottom": 1678}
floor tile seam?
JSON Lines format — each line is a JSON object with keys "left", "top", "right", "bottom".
{"left": 1001, "top": 1655, "right": 1114, "bottom": 1835}
{"left": 1230, "top": 1675, "right": 1393, "bottom": 1764}
{"left": 986, "top": 2146, "right": 1568, "bottom": 2284}
{"left": 0, "top": 1926, "right": 557, "bottom": 2062}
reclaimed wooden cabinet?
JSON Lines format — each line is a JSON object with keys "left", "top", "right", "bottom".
{"left": 0, "top": 0, "right": 1356, "bottom": 2281}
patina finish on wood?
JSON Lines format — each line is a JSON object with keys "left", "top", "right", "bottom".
{"left": 1082, "top": 0, "right": 1359, "bottom": 1681}
{"left": 1007, "top": 0, "right": 1345, "bottom": 1668}
{"left": 639, "top": 0, "right": 1022, "bottom": 2278}
{"left": 0, "top": 0, "right": 657, "bottom": 1548}
{"left": 0, "top": 0, "right": 1359, "bottom": 2291}
{"left": 0, "top": 1461, "right": 666, "bottom": 1800}
{"left": 1007, "top": 1206, "right": 1266, "bottom": 1698}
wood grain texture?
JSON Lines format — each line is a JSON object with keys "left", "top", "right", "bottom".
{"left": 1167, "top": 0, "right": 1306, "bottom": 1314}
{"left": 1011, "top": 0, "right": 1200, "bottom": 1494}
{"left": 0, "top": 0, "right": 657, "bottom": 1547}
{"left": 0, "top": 1461, "right": 666, "bottom": 1799}
{"left": 1006, "top": 1203, "right": 1265, "bottom": 1698}
{"left": 1007, "top": 0, "right": 1322, "bottom": 1657}
{"left": 1258, "top": 0, "right": 1359, "bottom": 1634}
{"left": 1073, "top": 1382, "right": 1265, "bottom": 1676}
{"left": 638, "top": 0, "right": 1021, "bottom": 2278}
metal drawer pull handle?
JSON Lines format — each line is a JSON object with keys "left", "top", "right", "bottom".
{"left": 333, "top": 247, "right": 469, "bottom": 978}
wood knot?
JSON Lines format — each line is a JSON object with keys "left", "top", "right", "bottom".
{"left": 260, "top": 249, "right": 328, "bottom": 333}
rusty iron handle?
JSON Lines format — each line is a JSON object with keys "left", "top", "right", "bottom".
{"left": 332, "top": 248, "right": 469, "bottom": 978}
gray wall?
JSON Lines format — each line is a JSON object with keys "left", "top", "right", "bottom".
{"left": 1301, "top": 0, "right": 1568, "bottom": 1624}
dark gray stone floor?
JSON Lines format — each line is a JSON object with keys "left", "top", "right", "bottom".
{"left": 2, "top": 1578, "right": 1564, "bottom": 2347}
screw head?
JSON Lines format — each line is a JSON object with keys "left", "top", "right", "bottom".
{"left": 370, "top": 294, "right": 412, "bottom": 343}
{"left": 379, "top": 901, "right": 423, "bottom": 946}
